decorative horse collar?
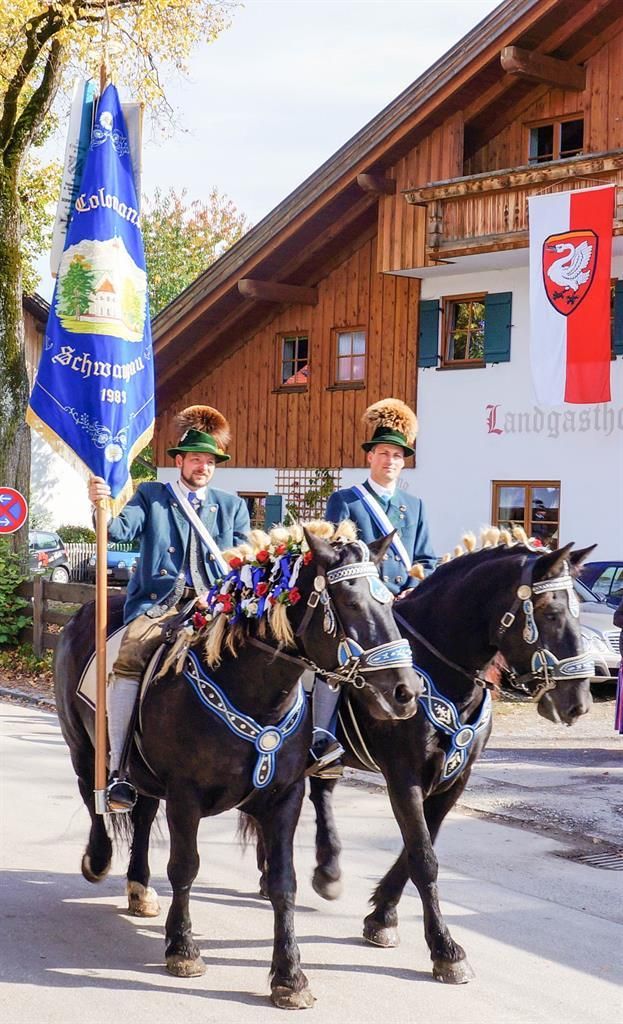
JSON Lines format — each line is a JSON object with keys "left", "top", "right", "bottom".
{"left": 416, "top": 668, "right": 491, "bottom": 783}
{"left": 183, "top": 651, "right": 305, "bottom": 789}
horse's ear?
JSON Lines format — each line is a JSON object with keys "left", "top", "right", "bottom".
{"left": 532, "top": 542, "right": 575, "bottom": 580}
{"left": 368, "top": 532, "right": 395, "bottom": 566}
{"left": 567, "top": 544, "right": 598, "bottom": 576}
{"left": 303, "top": 528, "right": 340, "bottom": 568}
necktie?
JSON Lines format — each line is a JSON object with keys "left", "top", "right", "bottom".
{"left": 188, "top": 491, "right": 201, "bottom": 512}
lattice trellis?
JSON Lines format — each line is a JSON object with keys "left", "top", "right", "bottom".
{"left": 275, "top": 468, "right": 342, "bottom": 520}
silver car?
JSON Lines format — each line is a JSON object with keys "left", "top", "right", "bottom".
{"left": 576, "top": 577, "right": 621, "bottom": 681}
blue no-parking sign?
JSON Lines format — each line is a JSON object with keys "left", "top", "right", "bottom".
{"left": 0, "top": 487, "right": 29, "bottom": 534}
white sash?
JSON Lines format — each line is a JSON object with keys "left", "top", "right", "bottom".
{"left": 352, "top": 484, "right": 412, "bottom": 574}
{"left": 168, "top": 481, "right": 229, "bottom": 577}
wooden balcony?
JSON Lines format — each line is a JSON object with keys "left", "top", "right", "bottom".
{"left": 402, "top": 151, "right": 623, "bottom": 265}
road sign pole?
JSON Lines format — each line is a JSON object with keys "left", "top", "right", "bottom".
{"left": 94, "top": 502, "right": 108, "bottom": 815}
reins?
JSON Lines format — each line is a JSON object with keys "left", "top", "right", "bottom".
{"left": 393, "top": 609, "right": 492, "bottom": 690}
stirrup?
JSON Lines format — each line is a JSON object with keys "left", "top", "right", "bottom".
{"left": 106, "top": 775, "right": 137, "bottom": 814}
{"left": 305, "top": 737, "right": 344, "bottom": 778}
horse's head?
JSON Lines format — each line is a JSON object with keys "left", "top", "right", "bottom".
{"left": 495, "top": 543, "right": 596, "bottom": 725}
{"left": 296, "top": 529, "right": 421, "bottom": 721}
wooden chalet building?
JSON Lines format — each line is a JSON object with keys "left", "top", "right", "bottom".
{"left": 153, "top": 0, "right": 623, "bottom": 555}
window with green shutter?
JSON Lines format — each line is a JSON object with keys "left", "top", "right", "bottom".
{"left": 613, "top": 279, "right": 623, "bottom": 357}
{"left": 417, "top": 300, "right": 440, "bottom": 367}
{"left": 483, "top": 292, "right": 512, "bottom": 363}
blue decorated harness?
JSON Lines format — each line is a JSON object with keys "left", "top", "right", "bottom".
{"left": 183, "top": 650, "right": 306, "bottom": 788}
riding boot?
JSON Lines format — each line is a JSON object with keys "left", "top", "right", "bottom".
{"left": 106, "top": 674, "right": 139, "bottom": 812}
{"left": 306, "top": 677, "right": 344, "bottom": 778}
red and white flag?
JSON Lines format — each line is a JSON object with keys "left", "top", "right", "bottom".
{"left": 529, "top": 184, "right": 614, "bottom": 405}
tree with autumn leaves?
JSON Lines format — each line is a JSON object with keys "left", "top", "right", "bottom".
{"left": 0, "top": 0, "right": 233, "bottom": 544}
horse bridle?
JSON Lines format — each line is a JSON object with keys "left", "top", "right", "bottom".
{"left": 293, "top": 547, "right": 413, "bottom": 691}
{"left": 494, "top": 559, "right": 594, "bottom": 702}
{"left": 396, "top": 558, "right": 594, "bottom": 704}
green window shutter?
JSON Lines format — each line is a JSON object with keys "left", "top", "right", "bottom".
{"left": 613, "top": 280, "right": 623, "bottom": 356}
{"left": 418, "top": 300, "right": 440, "bottom": 368}
{"left": 264, "top": 494, "right": 283, "bottom": 529}
{"left": 484, "top": 291, "right": 512, "bottom": 364}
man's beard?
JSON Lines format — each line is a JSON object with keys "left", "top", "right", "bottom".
{"left": 181, "top": 469, "right": 212, "bottom": 490}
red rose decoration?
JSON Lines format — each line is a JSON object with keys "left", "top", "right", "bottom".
{"left": 274, "top": 543, "right": 287, "bottom": 555}
{"left": 268, "top": 596, "right": 277, "bottom": 606}
{"left": 303, "top": 551, "right": 313, "bottom": 565}
{"left": 193, "top": 611, "right": 207, "bottom": 630}
{"left": 256, "top": 549, "right": 270, "bottom": 563}
{"left": 217, "top": 594, "right": 234, "bottom": 614}
{"left": 256, "top": 582, "right": 268, "bottom": 597}
{"left": 288, "top": 587, "right": 301, "bottom": 605}
{"left": 229, "top": 556, "right": 243, "bottom": 569}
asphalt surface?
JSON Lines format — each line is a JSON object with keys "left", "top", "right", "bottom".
{"left": 1, "top": 701, "right": 622, "bottom": 1024}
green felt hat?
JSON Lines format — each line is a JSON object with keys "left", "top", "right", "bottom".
{"left": 167, "top": 405, "right": 231, "bottom": 462}
{"left": 361, "top": 398, "right": 417, "bottom": 457}
{"left": 362, "top": 426, "right": 415, "bottom": 457}
{"left": 167, "top": 428, "right": 230, "bottom": 462}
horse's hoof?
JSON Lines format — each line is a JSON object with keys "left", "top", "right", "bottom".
{"left": 362, "top": 921, "right": 400, "bottom": 948}
{"left": 311, "top": 869, "right": 342, "bottom": 901}
{"left": 271, "top": 986, "right": 315, "bottom": 1010}
{"left": 81, "top": 853, "right": 111, "bottom": 884}
{"left": 432, "top": 959, "right": 475, "bottom": 984}
{"left": 166, "top": 954, "right": 206, "bottom": 978}
{"left": 259, "top": 878, "right": 270, "bottom": 900}
{"left": 127, "top": 881, "right": 160, "bottom": 917}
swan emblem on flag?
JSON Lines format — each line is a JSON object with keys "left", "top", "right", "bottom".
{"left": 542, "top": 229, "right": 598, "bottom": 316}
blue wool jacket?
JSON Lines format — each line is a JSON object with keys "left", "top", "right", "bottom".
{"left": 325, "top": 483, "right": 436, "bottom": 595}
{"left": 107, "top": 481, "right": 250, "bottom": 622}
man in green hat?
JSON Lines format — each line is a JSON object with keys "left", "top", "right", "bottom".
{"left": 309, "top": 398, "right": 436, "bottom": 776}
{"left": 88, "top": 405, "right": 250, "bottom": 811}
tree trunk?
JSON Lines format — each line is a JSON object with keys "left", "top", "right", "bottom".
{"left": 0, "top": 164, "right": 31, "bottom": 557}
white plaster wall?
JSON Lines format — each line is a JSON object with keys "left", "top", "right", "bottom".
{"left": 414, "top": 260, "right": 623, "bottom": 557}
{"left": 29, "top": 432, "right": 93, "bottom": 529}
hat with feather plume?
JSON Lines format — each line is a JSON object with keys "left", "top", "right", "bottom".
{"left": 362, "top": 398, "right": 417, "bottom": 457}
{"left": 167, "top": 405, "right": 231, "bottom": 462}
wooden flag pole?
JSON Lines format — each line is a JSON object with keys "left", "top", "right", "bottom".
{"left": 94, "top": 501, "right": 109, "bottom": 814}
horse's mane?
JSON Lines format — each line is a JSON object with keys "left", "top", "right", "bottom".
{"left": 410, "top": 525, "right": 544, "bottom": 582}
{"left": 199, "top": 519, "right": 358, "bottom": 667}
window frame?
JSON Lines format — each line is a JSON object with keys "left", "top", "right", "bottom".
{"left": 491, "top": 479, "right": 561, "bottom": 547}
{"left": 238, "top": 491, "right": 269, "bottom": 530}
{"left": 440, "top": 293, "right": 487, "bottom": 369}
{"left": 329, "top": 325, "right": 367, "bottom": 389}
{"left": 526, "top": 115, "right": 584, "bottom": 165}
{"left": 275, "top": 332, "right": 310, "bottom": 392}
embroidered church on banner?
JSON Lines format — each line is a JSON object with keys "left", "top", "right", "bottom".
{"left": 528, "top": 184, "right": 615, "bottom": 406}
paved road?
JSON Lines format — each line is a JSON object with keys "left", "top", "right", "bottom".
{"left": 1, "top": 703, "right": 621, "bottom": 1024}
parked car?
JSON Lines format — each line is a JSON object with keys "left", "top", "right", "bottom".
{"left": 579, "top": 561, "right": 623, "bottom": 609}
{"left": 28, "top": 530, "right": 71, "bottom": 583}
{"left": 575, "top": 577, "right": 621, "bottom": 681}
{"left": 86, "top": 542, "right": 140, "bottom": 586}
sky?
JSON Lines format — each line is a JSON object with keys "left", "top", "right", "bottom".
{"left": 38, "top": 0, "right": 501, "bottom": 298}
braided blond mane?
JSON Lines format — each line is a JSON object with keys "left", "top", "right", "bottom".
{"left": 201, "top": 519, "right": 358, "bottom": 667}
{"left": 409, "top": 525, "right": 543, "bottom": 578}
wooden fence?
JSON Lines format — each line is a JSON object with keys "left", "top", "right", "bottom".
{"left": 17, "top": 578, "right": 95, "bottom": 657}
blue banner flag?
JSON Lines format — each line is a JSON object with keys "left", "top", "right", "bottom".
{"left": 27, "top": 84, "right": 154, "bottom": 516}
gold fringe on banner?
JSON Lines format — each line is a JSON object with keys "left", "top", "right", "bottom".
{"left": 25, "top": 406, "right": 154, "bottom": 518}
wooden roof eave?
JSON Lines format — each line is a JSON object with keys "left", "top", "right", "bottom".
{"left": 152, "top": 0, "right": 556, "bottom": 349}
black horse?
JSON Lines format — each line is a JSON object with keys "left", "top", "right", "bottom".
{"left": 308, "top": 540, "right": 595, "bottom": 984}
{"left": 54, "top": 524, "right": 421, "bottom": 1008}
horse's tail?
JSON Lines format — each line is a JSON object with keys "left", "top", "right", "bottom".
{"left": 237, "top": 811, "right": 259, "bottom": 849}
{"left": 107, "top": 810, "right": 135, "bottom": 849}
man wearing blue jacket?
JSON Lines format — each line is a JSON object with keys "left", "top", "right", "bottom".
{"left": 88, "top": 405, "right": 250, "bottom": 811}
{"left": 310, "top": 398, "right": 436, "bottom": 774}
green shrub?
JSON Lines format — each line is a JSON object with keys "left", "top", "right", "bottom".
{"left": 0, "top": 540, "right": 32, "bottom": 646}
{"left": 58, "top": 524, "right": 96, "bottom": 543}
